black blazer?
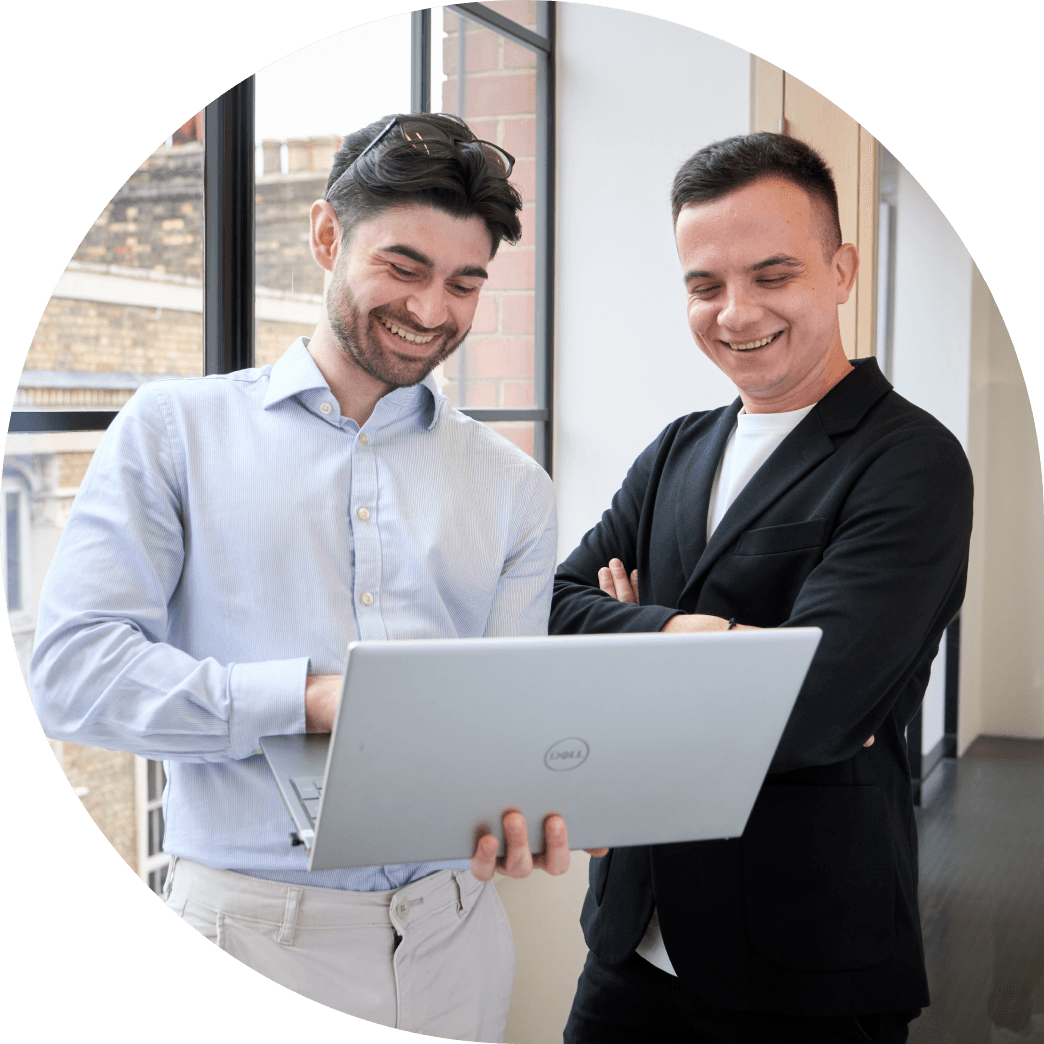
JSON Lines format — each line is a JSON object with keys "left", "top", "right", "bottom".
{"left": 550, "top": 358, "right": 973, "bottom": 1017}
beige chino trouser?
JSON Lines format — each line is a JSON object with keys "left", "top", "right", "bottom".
{"left": 164, "top": 856, "right": 515, "bottom": 1042}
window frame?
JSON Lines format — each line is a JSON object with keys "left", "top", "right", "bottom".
{"left": 10, "top": 3, "right": 556, "bottom": 473}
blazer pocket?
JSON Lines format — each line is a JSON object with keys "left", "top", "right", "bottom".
{"left": 740, "top": 785, "right": 896, "bottom": 972}
{"left": 733, "top": 519, "right": 828, "bottom": 556}
{"left": 589, "top": 848, "right": 613, "bottom": 906}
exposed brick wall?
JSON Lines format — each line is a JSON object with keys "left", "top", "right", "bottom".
{"left": 62, "top": 743, "right": 138, "bottom": 869}
{"left": 57, "top": 452, "right": 94, "bottom": 491}
{"left": 255, "top": 171, "right": 329, "bottom": 297}
{"left": 75, "top": 143, "right": 204, "bottom": 280}
{"left": 257, "top": 318, "right": 315, "bottom": 367}
{"left": 442, "top": 9, "right": 538, "bottom": 419}
{"left": 27, "top": 297, "right": 204, "bottom": 377}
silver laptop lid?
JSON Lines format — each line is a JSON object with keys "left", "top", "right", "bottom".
{"left": 306, "top": 628, "right": 820, "bottom": 871}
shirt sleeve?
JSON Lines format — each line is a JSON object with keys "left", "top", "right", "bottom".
{"left": 29, "top": 385, "right": 308, "bottom": 762}
{"left": 483, "top": 465, "right": 559, "bottom": 638}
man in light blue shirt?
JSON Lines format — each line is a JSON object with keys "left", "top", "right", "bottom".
{"left": 31, "top": 113, "right": 569, "bottom": 1040}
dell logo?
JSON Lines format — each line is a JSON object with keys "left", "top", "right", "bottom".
{"left": 544, "top": 737, "right": 590, "bottom": 771}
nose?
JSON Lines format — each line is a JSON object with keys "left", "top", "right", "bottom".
{"left": 404, "top": 283, "right": 450, "bottom": 330}
{"left": 716, "top": 285, "right": 764, "bottom": 333}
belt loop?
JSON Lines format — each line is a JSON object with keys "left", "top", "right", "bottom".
{"left": 452, "top": 870, "right": 471, "bottom": 919}
{"left": 278, "top": 886, "right": 303, "bottom": 945}
{"left": 162, "top": 855, "right": 178, "bottom": 901}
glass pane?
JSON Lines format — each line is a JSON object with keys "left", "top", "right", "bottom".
{"left": 18, "top": 128, "right": 205, "bottom": 417}
{"left": 253, "top": 14, "right": 413, "bottom": 367}
{"left": 437, "top": 6, "right": 539, "bottom": 424}
{"left": 147, "top": 758, "right": 166, "bottom": 804}
{"left": 8, "top": 115, "right": 207, "bottom": 675}
{"left": 486, "top": 420, "right": 538, "bottom": 459}
{"left": 5, "top": 492, "right": 20, "bottom": 611}
{"left": 9, "top": 115, "right": 205, "bottom": 881}
{"left": 148, "top": 806, "right": 165, "bottom": 857}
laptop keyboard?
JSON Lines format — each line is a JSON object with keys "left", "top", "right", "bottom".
{"left": 291, "top": 776, "right": 323, "bottom": 825}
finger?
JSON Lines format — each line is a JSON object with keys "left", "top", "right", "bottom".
{"left": 470, "top": 833, "right": 500, "bottom": 882}
{"left": 585, "top": 848, "right": 609, "bottom": 858}
{"left": 532, "top": 815, "right": 570, "bottom": 877}
{"left": 597, "top": 566, "right": 615, "bottom": 596}
{"left": 629, "top": 570, "right": 640, "bottom": 605}
{"left": 498, "top": 810, "right": 534, "bottom": 879}
{"left": 863, "top": 735, "right": 875, "bottom": 747}
{"left": 608, "top": 559, "right": 636, "bottom": 603}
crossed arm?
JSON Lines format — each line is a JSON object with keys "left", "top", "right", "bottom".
{"left": 595, "top": 559, "right": 874, "bottom": 747}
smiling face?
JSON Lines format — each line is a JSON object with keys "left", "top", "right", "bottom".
{"left": 323, "top": 203, "right": 493, "bottom": 389}
{"left": 675, "top": 176, "right": 859, "bottom": 413}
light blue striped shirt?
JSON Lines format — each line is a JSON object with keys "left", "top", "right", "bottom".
{"left": 31, "top": 338, "right": 557, "bottom": 890}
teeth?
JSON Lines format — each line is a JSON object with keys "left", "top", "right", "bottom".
{"left": 726, "top": 332, "right": 781, "bottom": 351}
{"left": 379, "top": 317, "right": 434, "bottom": 344}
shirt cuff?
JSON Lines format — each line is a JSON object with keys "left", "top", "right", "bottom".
{"left": 227, "top": 657, "right": 310, "bottom": 760}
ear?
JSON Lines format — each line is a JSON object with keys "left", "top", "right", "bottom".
{"left": 833, "top": 242, "right": 859, "bottom": 305}
{"left": 310, "top": 200, "right": 342, "bottom": 274}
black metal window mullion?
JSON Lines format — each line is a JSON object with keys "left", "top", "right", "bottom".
{"left": 204, "top": 76, "right": 255, "bottom": 376}
{"left": 411, "top": 10, "right": 432, "bottom": 113}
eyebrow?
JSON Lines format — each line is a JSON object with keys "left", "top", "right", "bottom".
{"left": 683, "top": 254, "right": 803, "bottom": 283}
{"left": 749, "top": 254, "right": 803, "bottom": 272}
{"left": 383, "top": 244, "right": 488, "bottom": 281}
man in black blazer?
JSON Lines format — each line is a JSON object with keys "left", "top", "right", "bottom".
{"left": 552, "top": 134, "right": 973, "bottom": 1043}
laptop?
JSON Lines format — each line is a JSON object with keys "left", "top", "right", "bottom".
{"left": 260, "top": 628, "right": 821, "bottom": 871}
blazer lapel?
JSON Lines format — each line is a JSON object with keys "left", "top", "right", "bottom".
{"left": 674, "top": 399, "right": 743, "bottom": 581}
{"left": 677, "top": 408, "right": 836, "bottom": 609}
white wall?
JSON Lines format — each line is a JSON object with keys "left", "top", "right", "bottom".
{"left": 553, "top": 5, "right": 749, "bottom": 560}
{"left": 890, "top": 166, "right": 973, "bottom": 451}
{"left": 495, "top": 9, "right": 751, "bottom": 1044}
{"left": 888, "top": 164, "right": 974, "bottom": 756}
{"left": 963, "top": 267, "right": 1044, "bottom": 745}
{"left": 883, "top": 162, "right": 1044, "bottom": 756}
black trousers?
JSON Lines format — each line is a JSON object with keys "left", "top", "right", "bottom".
{"left": 564, "top": 952, "right": 920, "bottom": 1044}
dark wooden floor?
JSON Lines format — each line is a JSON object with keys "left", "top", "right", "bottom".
{"left": 911, "top": 738, "right": 1044, "bottom": 1044}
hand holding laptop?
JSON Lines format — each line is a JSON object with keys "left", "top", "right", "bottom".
{"left": 471, "top": 810, "right": 609, "bottom": 882}
{"left": 304, "top": 673, "right": 608, "bottom": 878}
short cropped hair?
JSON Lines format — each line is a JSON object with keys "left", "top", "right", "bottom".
{"left": 671, "top": 133, "right": 842, "bottom": 258}
{"left": 324, "top": 113, "right": 523, "bottom": 258}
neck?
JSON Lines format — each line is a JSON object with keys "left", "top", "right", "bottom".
{"left": 741, "top": 339, "right": 853, "bottom": 415}
{"left": 307, "top": 316, "right": 393, "bottom": 427}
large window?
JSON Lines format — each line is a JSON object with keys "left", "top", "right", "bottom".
{"left": 7, "top": 3, "right": 555, "bottom": 891}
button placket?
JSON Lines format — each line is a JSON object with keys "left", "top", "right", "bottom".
{"left": 350, "top": 428, "right": 384, "bottom": 639}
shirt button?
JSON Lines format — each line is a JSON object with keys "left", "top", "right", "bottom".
{"left": 319, "top": 402, "right": 333, "bottom": 415}
{"left": 358, "top": 433, "right": 369, "bottom": 445}
{"left": 356, "top": 507, "right": 370, "bottom": 521}
{"left": 360, "top": 592, "right": 374, "bottom": 606}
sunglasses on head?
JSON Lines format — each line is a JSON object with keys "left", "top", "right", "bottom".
{"left": 325, "top": 115, "right": 515, "bottom": 201}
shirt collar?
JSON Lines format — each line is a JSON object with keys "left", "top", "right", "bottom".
{"left": 262, "top": 337, "right": 444, "bottom": 431}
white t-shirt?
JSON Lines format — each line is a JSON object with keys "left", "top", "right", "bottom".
{"left": 635, "top": 402, "right": 815, "bottom": 977}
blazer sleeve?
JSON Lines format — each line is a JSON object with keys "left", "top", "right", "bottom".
{"left": 772, "top": 430, "right": 974, "bottom": 772}
{"left": 551, "top": 426, "right": 681, "bottom": 636}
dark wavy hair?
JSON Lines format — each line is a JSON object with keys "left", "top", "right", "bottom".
{"left": 671, "top": 132, "right": 842, "bottom": 258}
{"left": 324, "top": 113, "right": 523, "bottom": 258}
